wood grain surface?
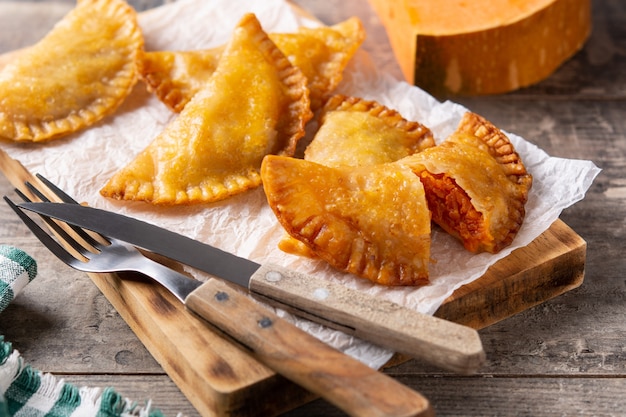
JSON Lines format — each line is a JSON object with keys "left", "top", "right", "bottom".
{"left": 0, "top": 0, "right": 624, "bottom": 416}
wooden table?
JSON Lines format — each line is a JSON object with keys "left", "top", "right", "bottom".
{"left": 0, "top": 0, "right": 623, "bottom": 415}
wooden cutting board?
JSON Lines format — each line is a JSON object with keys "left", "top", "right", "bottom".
{"left": 0, "top": 145, "right": 586, "bottom": 417}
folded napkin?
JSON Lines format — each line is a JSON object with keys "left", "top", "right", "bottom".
{"left": 0, "top": 245, "right": 174, "bottom": 417}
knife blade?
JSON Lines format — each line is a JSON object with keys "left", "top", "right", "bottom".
{"left": 20, "top": 201, "right": 485, "bottom": 374}
{"left": 7, "top": 198, "right": 433, "bottom": 417}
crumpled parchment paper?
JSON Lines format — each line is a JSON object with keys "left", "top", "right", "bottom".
{"left": 0, "top": 0, "right": 601, "bottom": 369}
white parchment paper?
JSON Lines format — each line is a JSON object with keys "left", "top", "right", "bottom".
{"left": 0, "top": 0, "right": 601, "bottom": 369}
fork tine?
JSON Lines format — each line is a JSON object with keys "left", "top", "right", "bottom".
{"left": 23, "top": 181, "right": 51, "bottom": 203}
{"left": 11, "top": 194, "right": 93, "bottom": 259}
{"left": 13, "top": 187, "right": 35, "bottom": 204}
{"left": 11, "top": 188, "right": 96, "bottom": 258}
{"left": 22, "top": 178, "right": 108, "bottom": 250}
{"left": 15, "top": 185, "right": 98, "bottom": 252}
{"left": 35, "top": 174, "right": 79, "bottom": 204}
{"left": 3, "top": 196, "right": 89, "bottom": 265}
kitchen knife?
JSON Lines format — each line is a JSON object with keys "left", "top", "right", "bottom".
{"left": 7, "top": 199, "right": 433, "bottom": 417}
{"left": 20, "top": 201, "right": 485, "bottom": 374}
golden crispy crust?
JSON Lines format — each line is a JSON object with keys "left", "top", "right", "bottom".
{"left": 100, "top": 13, "right": 312, "bottom": 205}
{"left": 305, "top": 95, "right": 435, "bottom": 166}
{"left": 138, "top": 18, "right": 365, "bottom": 112}
{"left": 279, "top": 94, "right": 434, "bottom": 259}
{"left": 456, "top": 112, "right": 533, "bottom": 186}
{"left": 138, "top": 47, "right": 223, "bottom": 113}
{"left": 262, "top": 155, "right": 431, "bottom": 286}
{"left": 0, "top": 0, "right": 143, "bottom": 142}
{"left": 269, "top": 18, "right": 365, "bottom": 110}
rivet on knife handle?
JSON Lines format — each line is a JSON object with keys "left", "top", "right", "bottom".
{"left": 250, "top": 263, "right": 486, "bottom": 375}
{"left": 186, "top": 278, "right": 434, "bottom": 417}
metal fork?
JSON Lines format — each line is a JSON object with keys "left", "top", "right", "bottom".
{"left": 3, "top": 174, "right": 201, "bottom": 301}
{"left": 3, "top": 176, "right": 435, "bottom": 417}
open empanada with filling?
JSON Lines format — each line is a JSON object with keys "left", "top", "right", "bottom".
{"left": 100, "top": 13, "right": 312, "bottom": 205}
{"left": 399, "top": 112, "right": 533, "bottom": 253}
{"left": 139, "top": 17, "right": 365, "bottom": 112}
{"left": 0, "top": 0, "right": 143, "bottom": 142}
{"left": 262, "top": 155, "right": 431, "bottom": 286}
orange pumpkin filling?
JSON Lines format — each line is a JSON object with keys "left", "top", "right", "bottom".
{"left": 418, "top": 170, "right": 487, "bottom": 252}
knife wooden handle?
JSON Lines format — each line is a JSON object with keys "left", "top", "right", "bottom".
{"left": 186, "top": 278, "right": 434, "bottom": 417}
{"left": 249, "top": 263, "right": 485, "bottom": 374}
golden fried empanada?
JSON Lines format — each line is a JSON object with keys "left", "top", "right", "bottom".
{"left": 269, "top": 18, "right": 365, "bottom": 110}
{"left": 0, "top": 49, "right": 24, "bottom": 72}
{"left": 399, "top": 112, "right": 533, "bottom": 253}
{"left": 139, "top": 18, "right": 365, "bottom": 112}
{"left": 305, "top": 95, "right": 435, "bottom": 167}
{"left": 100, "top": 13, "right": 312, "bottom": 205}
{"left": 0, "top": 0, "right": 143, "bottom": 142}
{"left": 262, "top": 155, "right": 431, "bottom": 286}
{"left": 278, "top": 94, "right": 434, "bottom": 258}
{"left": 138, "top": 46, "right": 224, "bottom": 113}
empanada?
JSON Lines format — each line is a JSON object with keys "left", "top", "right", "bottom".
{"left": 279, "top": 94, "right": 434, "bottom": 257}
{"left": 305, "top": 95, "right": 435, "bottom": 167}
{"left": 400, "top": 112, "right": 533, "bottom": 253}
{"left": 269, "top": 18, "right": 365, "bottom": 110}
{"left": 0, "top": 0, "right": 143, "bottom": 142}
{"left": 138, "top": 47, "right": 224, "bottom": 113}
{"left": 262, "top": 155, "right": 431, "bottom": 286}
{"left": 139, "top": 18, "right": 365, "bottom": 112}
{"left": 100, "top": 13, "right": 312, "bottom": 205}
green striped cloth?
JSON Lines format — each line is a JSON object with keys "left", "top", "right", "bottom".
{"left": 0, "top": 245, "right": 173, "bottom": 417}
{"left": 0, "top": 246, "right": 37, "bottom": 314}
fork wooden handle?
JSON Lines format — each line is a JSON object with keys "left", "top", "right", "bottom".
{"left": 186, "top": 278, "right": 434, "bottom": 417}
